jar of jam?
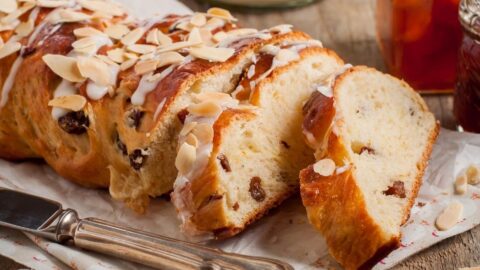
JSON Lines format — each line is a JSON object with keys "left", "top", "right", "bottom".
{"left": 455, "top": 0, "right": 480, "bottom": 133}
{"left": 376, "top": 0, "right": 463, "bottom": 93}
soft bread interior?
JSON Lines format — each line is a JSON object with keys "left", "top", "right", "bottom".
{"left": 334, "top": 67, "right": 437, "bottom": 236}
{"left": 217, "top": 51, "right": 342, "bottom": 228}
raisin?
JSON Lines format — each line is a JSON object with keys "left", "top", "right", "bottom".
{"left": 249, "top": 176, "right": 266, "bottom": 202}
{"left": 217, "top": 154, "right": 231, "bottom": 172}
{"left": 280, "top": 140, "right": 290, "bottom": 149}
{"left": 116, "top": 134, "right": 127, "bottom": 155}
{"left": 417, "top": 202, "right": 426, "bottom": 207}
{"left": 177, "top": 108, "right": 189, "bottom": 124}
{"left": 129, "top": 149, "right": 147, "bottom": 170}
{"left": 21, "top": 46, "right": 36, "bottom": 57}
{"left": 127, "top": 109, "right": 144, "bottom": 129}
{"left": 360, "top": 146, "right": 375, "bottom": 155}
{"left": 233, "top": 202, "right": 239, "bottom": 211}
{"left": 58, "top": 111, "right": 89, "bottom": 134}
{"left": 383, "top": 180, "right": 406, "bottom": 198}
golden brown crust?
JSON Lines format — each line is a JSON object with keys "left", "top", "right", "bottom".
{"left": 300, "top": 66, "right": 440, "bottom": 269}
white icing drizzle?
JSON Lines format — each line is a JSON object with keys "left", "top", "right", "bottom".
{"left": 153, "top": 97, "right": 166, "bottom": 120}
{"left": 314, "top": 63, "right": 352, "bottom": 98}
{"left": 131, "top": 64, "right": 176, "bottom": 106}
{"left": 51, "top": 80, "right": 78, "bottom": 119}
{"left": 216, "top": 31, "right": 272, "bottom": 48}
{"left": 86, "top": 61, "right": 119, "bottom": 100}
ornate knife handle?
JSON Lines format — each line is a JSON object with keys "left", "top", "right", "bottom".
{"left": 55, "top": 209, "right": 293, "bottom": 270}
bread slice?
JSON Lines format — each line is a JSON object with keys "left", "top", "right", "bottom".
{"left": 300, "top": 66, "right": 439, "bottom": 269}
{"left": 171, "top": 45, "right": 344, "bottom": 238}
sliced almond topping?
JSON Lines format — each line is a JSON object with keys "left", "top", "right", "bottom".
{"left": 105, "top": 24, "right": 130, "bottom": 40}
{"left": 188, "top": 27, "right": 203, "bottom": 45}
{"left": 188, "top": 100, "right": 222, "bottom": 117}
{"left": 1, "top": 2, "right": 35, "bottom": 24}
{"left": 192, "top": 123, "right": 214, "bottom": 143}
{"left": 0, "top": 37, "right": 4, "bottom": 47}
{"left": 0, "top": 41, "right": 21, "bottom": 60}
{"left": 156, "top": 30, "right": 172, "bottom": 45}
{"left": 77, "top": 56, "right": 110, "bottom": 85}
{"left": 78, "top": 0, "right": 124, "bottom": 16}
{"left": 185, "top": 133, "right": 199, "bottom": 148}
{"left": 227, "top": 28, "right": 258, "bottom": 37}
{"left": 124, "top": 52, "right": 138, "bottom": 60}
{"left": 466, "top": 165, "right": 480, "bottom": 185}
{"left": 189, "top": 46, "right": 234, "bottom": 62}
{"left": 74, "top": 27, "right": 106, "bottom": 38}
{"left": 269, "top": 24, "right": 293, "bottom": 34}
{"left": 36, "top": 0, "right": 70, "bottom": 8}
{"left": 204, "top": 17, "right": 226, "bottom": 30}
{"left": 72, "top": 37, "right": 97, "bottom": 49}
{"left": 435, "top": 201, "right": 463, "bottom": 231}
{"left": 127, "top": 44, "right": 156, "bottom": 54}
{"left": 156, "top": 40, "right": 201, "bottom": 54}
{"left": 90, "top": 10, "right": 113, "bottom": 20}
{"left": 175, "top": 142, "right": 196, "bottom": 174}
{"left": 14, "top": 19, "right": 34, "bottom": 37}
{"left": 74, "top": 44, "right": 98, "bottom": 55}
{"left": 194, "top": 92, "right": 233, "bottom": 104}
{"left": 0, "top": 0, "right": 17, "bottom": 13}
{"left": 121, "top": 27, "right": 145, "bottom": 46}
{"left": 199, "top": 28, "right": 214, "bottom": 46}
{"left": 313, "top": 158, "right": 336, "bottom": 176}
{"left": 156, "top": 51, "right": 184, "bottom": 68}
{"left": 212, "top": 31, "right": 228, "bottom": 43}
{"left": 190, "top": 13, "right": 206, "bottom": 27}
{"left": 206, "top": 7, "right": 237, "bottom": 21}
{"left": 180, "top": 121, "right": 198, "bottom": 136}
{"left": 120, "top": 58, "right": 137, "bottom": 71}
{"left": 95, "top": 54, "right": 118, "bottom": 67}
{"left": 107, "top": 48, "right": 125, "bottom": 63}
{"left": 42, "top": 54, "right": 85, "bottom": 82}
{"left": 52, "top": 8, "right": 92, "bottom": 23}
{"left": 146, "top": 28, "right": 160, "bottom": 45}
{"left": 175, "top": 21, "right": 193, "bottom": 32}
{"left": 48, "top": 95, "right": 87, "bottom": 111}
{"left": 134, "top": 59, "right": 159, "bottom": 75}
{"left": 455, "top": 174, "right": 468, "bottom": 195}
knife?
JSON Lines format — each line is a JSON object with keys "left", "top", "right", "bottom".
{"left": 0, "top": 188, "right": 293, "bottom": 270}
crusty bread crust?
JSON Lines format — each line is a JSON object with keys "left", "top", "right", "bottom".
{"left": 300, "top": 66, "right": 439, "bottom": 269}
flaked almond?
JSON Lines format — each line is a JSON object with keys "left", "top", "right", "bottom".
{"left": 36, "top": 0, "right": 70, "bottom": 8}
{"left": 106, "top": 48, "right": 125, "bottom": 63}
{"left": 78, "top": 0, "right": 124, "bottom": 16}
{"left": 77, "top": 56, "right": 110, "bottom": 85}
{"left": 227, "top": 28, "right": 258, "bottom": 37}
{"left": 156, "top": 40, "right": 201, "bottom": 54}
{"left": 466, "top": 165, "right": 480, "bottom": 185}
{"left": 72, "top": 37, "right": 97, "bottom": 49}
{"left": 204, "top": 17, "right": 226, "bottom": 30}
{"left": 120, "top": 58, "right": 137, "bottom": 71}
{"left": 51, "top": 8, "right": 91, "bottom": 23}
{"left": 180, "top": 121, "right": 198, "bottom": 136}
{"left": 206, "top": 7, "right": 236, "bottom": 21}
{"left": 212, "top": 31, "right": 228, "bottom": 43}
{"left": 190, "top": 13, "right": 206, "bottom": 27}
{"left": 124, "top": 52, "right": 138, "bottom": 60}
{"left": 175, "top": 142, "right": 196, "bottom": 174}
{"left": 105, "top": 24, "right": 130, "bottom": 40}
{"left": 74, "top": 26, "right": 106, "bottom": 37}
{"left": 91, "top": 10, "right": 112, "bottom": 20}
{"left": 199, "top": 28, "right": 214, "bottom": 46}
{"left": 42, "top": 54, "right": 85, "bottom": 82}
{"left": 95, "top": 54, "right": 118, "bottom": 67}
{"left": 146, "top": 29, "right": 160, "bottom": 45}
{"left": 189, "top": 46, "right": 234, "bottom": 62}
{"left": 313, "top": 158, "right": 336, "bottom": 176}
{"left": 1, "top": 2, "right": 35, "bottom": 24}
{"left": 192, "top": 123, "right": 213, "bottom": 143}
{"left": 188, "top": 27, "right": 203, "bottom": 45}
{"left": 156, "top": 51, "right": 184, "bottom": 68}
{"left": 48, "top": 95, "right": 87, "bottom": 111}
{"left": 188, "top": 100, "right": 222, "bottom": 117}
{"left": 127, "top": 44, "right": 156, "bottom": 54}
{"left": 435, "top": 201, "right": 463, "bottom": 231}
{"left": 15, "top": 19, "right": 34, "bottom": 37}
{"left": 193, "top": 92, "right": 233, "bottom": 104}
{"left": 121, "top": 27, "right": 145, "bottom": 46}
{"left": 74, "top": 44, "right": 97, "bottom": 55}
{"left": 175, "top": 21, "right": 193, "bottom": 32}
{"left": 185, "top": 133, "right": 199, "bottom": 148}
{"left": 0, "top": 0, "right": 17, "bottom": 13}
{"left": 134, "top": 59, "right": 159, "bottom": 75}
{"left": 455, "top": 174, "right": 468, "bottom": 195}
{"left": 156, "top": 30, "right": 172, "bottom": 45}
{"left": 0, "top": 41, "right": 21, "bottom": 60}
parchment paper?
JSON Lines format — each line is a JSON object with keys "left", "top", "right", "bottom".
{"left": 0, "top": 2, "right": 479, "bottom": 269}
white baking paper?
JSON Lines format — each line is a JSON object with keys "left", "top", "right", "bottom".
{"left": 0, "top": 1, "right": 479, "bottom": 269}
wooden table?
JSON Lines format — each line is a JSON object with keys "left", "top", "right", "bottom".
{"left": 1, "top": 0, "right": 478, "bottom": 269}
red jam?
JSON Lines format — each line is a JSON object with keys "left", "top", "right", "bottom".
{"left": 454, "top": 33, "right": 480, "bottom": 133}
{"left": 376, "top": 0, "right": 462, "bottom": 92}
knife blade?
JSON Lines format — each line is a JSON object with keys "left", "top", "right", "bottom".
{"left": 0, "top": 188, "right": 293, "bottom": 270}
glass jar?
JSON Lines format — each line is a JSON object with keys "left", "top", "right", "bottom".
{"left": 203, "top": 0, "right": 316, "bottom": 8}
{"left": 376, "top": 0, "right": 463, "bottom": 93}
{"left": 454, "top": 0, "right": 480, "bottom": 133}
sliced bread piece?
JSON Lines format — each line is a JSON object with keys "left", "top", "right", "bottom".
{"left": 172, "top": 45, "right": 344, "bottom": 238}
{"left": 300, "top": 66, "right": 439, "bottom": 269}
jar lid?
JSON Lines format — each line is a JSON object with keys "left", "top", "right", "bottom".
{"left": 460, "top": 0, "right": 480, "bottom": 37}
